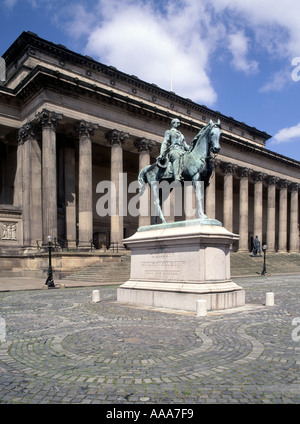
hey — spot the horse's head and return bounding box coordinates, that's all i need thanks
[208,119,221,155]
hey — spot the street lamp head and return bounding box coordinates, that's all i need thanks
[47,235,52,243]
[262,244,267,251]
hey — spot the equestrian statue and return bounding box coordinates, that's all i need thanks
[138,118,222,224]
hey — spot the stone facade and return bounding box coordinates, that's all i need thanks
[0,32,299,268]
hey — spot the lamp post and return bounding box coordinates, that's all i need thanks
[45,235,55,288]
[261,244,267,276]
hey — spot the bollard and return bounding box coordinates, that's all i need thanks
[196,299,207,317]
[92,290,100,303]
[265,292,274,306]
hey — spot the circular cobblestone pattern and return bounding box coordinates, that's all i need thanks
[1,275,300,404]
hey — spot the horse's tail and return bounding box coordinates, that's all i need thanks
[138,165,150,196]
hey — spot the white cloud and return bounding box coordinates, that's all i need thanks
[211,0,300,58]
[48,0,300,101]
[271,123,300,145]
[63,4,97,40]
[204,0,300,89]
[227,31,258,74]
[85,0,218,104]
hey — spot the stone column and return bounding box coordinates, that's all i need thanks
[222,163,236,232]
[134,138,155,228]
[76,121,98,249]
[106,129,129,248]
[289,183,299,252]
[238,168,251,252]
[64,146,77,248]
[14,135,23,208]
[17,124,32,247]
[253,172,265,244]
[17,123,42,247]
[266,176,278,252]
[30,130,42,247]
[37,109,62,244]
[278,179,288,252]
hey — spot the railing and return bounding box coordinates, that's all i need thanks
[110,241,119,253]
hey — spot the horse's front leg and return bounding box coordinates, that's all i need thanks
[192,176,207,219]
[152,183,167,224]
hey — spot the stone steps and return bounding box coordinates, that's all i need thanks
[62,254,131,283]
[231,252,300,276]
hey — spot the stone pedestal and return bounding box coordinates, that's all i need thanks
[117,219,245,312]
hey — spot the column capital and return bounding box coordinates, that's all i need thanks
[221,162,237,175]
[105,129,129,146]
[252,171,266,183]
[75,120,99,138]
[289,182,299,192]
[237,167,252,179]
[17,123,38,145]
[134,138,156,153]
[265,175,279,186]
[36,109,63,130]
[278,179,289,190]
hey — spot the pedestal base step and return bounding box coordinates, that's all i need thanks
[117,285,245,312]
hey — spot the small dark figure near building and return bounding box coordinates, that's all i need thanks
[252,235,262,257]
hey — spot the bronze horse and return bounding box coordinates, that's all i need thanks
[138,119,221,224]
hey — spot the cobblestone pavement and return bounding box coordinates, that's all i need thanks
[0,275,300,404]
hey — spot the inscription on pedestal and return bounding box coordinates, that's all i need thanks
[140,253,187,279]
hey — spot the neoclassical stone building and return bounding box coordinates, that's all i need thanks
[0,32,299,270]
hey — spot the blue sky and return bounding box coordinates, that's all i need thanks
[1,0,300,162]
